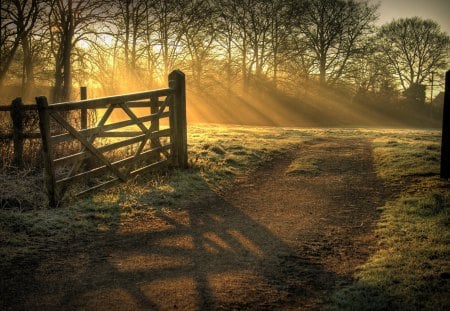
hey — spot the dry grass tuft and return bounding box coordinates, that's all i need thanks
[0,169,47,210]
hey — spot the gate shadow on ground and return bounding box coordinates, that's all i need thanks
[4,138,403,310]
[9,190,342,309]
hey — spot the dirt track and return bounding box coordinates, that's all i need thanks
[2,138,393,310]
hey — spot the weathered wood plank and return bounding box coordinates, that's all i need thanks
[53,129,171,166]
[75,178,121,197]
[0,132,41,140]
[47,88,174,111]
[50,111,127,181]
[80,86,87,129]
[169,70,188,168]
[11,98,24,168]
[128,158,170,177]
[74,158,170,197]
[56,144,172,186]
[150,96,161,161]
[51,111,170,144]
[0,104,36,111]
[126,100,165,107]
[36,96,58,208]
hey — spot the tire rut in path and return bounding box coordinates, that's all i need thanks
[10,138,392,310]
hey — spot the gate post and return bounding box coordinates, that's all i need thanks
[36,96,58,207]
[150,96,161,161]
[80,86,87,129]
[169,70,188,168]
[441,70,450,179]
[11,97,24,169]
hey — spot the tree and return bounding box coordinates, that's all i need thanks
[292,0,377,86]
[151,0,185,79]
[180,0,217,86]
[47,0,107,102]
[0,0,39,90]
[378,17,450,95]
[113,0,150,76]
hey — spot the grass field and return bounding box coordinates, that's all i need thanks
[1,124,449,309]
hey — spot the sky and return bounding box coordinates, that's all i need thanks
[374,0,450,34]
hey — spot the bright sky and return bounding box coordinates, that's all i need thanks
[374,0,450,34]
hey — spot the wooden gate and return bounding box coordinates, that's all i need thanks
[36,70,187,207]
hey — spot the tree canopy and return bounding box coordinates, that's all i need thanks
[0,0,449,106]
[378,17,450,92]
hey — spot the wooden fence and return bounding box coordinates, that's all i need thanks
[1,70,187,207]
[0,97,41,168]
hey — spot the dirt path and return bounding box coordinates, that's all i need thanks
[4,138,393,310]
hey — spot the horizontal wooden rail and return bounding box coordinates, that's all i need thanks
[53,129,171,166]
[51,111,170,144]
[75,158,170,197]
[0,132,41,140]
[56,144,172,186]
[0,103,37,111]
[0,100,168,112]
[47,88,174,111]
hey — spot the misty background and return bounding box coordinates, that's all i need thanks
[1,0,449,127]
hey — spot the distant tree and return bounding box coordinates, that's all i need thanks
[268,0,292,88]
[378,17,450,98]
[179,0,217,86]
[0,0,39,90]
[292,0,377,86]
[215,0,239,90]
[46,0,107,102]
[150,0,185,79]
[112,0,150,75]
[217,0,293,91]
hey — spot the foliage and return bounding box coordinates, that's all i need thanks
[1,0,448,110]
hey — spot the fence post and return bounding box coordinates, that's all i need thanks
[11,97,24,169]
[80,86,87,129]
[168,70,188,168]
[441,70,450,179]
[36,96,58,208]
[150,96,161,161]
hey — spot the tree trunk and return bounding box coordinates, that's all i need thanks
[319,55,326,85]
[21,34,34,99]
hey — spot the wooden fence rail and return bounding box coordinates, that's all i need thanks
[1,70,187,207]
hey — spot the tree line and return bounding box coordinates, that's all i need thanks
[1,0,449,106]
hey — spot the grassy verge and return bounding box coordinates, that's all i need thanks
[327,130,450,310]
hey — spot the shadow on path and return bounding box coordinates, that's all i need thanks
[3,138,398,310]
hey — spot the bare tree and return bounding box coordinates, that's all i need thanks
[112,0,150,75]
[151,0,185,79]
[292,0,377,86]
[0,0,39,90]
[378,17,450,93]
[47,0,107,102]
[180,0,217,86]
[215,0,239,91]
